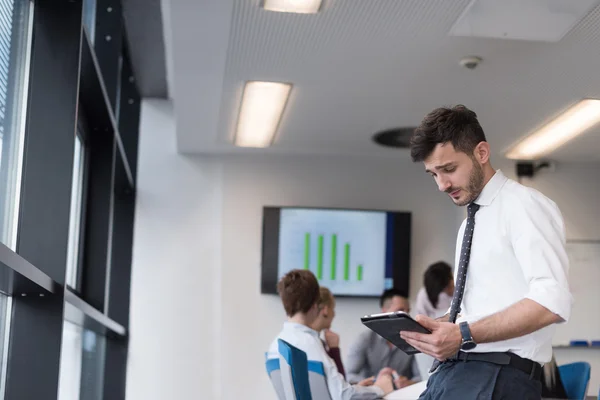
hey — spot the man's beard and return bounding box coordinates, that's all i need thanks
[451,161,484,207]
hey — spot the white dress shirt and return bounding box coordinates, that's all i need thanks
[413,287,453,319]
[454,170,572,363]
[267,322,384,400]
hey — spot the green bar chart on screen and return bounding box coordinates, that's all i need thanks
[301,232,364,283]
[344,244,350,281]
[317,235,324,280]
[331,234,337,280]
[278,208,389,297]
[304,233,310,270]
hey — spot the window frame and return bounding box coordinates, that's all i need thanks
[0,0,140,399]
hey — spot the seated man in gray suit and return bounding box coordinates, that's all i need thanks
[346,289,421,388]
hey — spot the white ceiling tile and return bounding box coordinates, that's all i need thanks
[170,0,600,161]
[450,0,600,42]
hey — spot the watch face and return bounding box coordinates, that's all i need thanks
[461,340,477,351]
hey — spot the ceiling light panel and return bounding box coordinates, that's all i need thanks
[506,99,600,160]
[262,0,323,14]
[234,81,292,148]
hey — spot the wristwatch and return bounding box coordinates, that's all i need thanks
[459,322,477,350]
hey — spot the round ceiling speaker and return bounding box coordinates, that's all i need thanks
[372,127,416,148]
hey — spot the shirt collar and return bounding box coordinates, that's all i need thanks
[474,169,508,206]
[283,321,319,338]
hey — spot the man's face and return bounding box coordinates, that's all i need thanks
[383,296,410,314]
[424,142,485,207]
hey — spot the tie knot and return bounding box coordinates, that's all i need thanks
[467,203,480,218]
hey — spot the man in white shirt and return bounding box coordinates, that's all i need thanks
[400,105,572,399]
[267,269,394,399]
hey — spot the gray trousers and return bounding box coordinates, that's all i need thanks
[418,359,542,400]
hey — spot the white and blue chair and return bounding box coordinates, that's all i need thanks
[306,360,332,400]
[277,339,333,400]
[265,357,286,400]
[278,339,312,400]
[558,361,591,400]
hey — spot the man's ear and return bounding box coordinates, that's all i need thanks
[312,303,321,314]
[474,141,490,164]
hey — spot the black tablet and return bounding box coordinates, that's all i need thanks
[361,311,432,355]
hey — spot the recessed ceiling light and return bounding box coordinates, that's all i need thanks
[262,0,323,14]
[234,81,292,148]
[506,99,600,160]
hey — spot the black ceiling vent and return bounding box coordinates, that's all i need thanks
[372,127,416,148]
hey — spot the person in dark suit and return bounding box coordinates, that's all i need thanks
[346,289,421,388]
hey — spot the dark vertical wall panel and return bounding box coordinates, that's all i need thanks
[107,152,134,326]
[118,51,140,180]
[17,0,81,284]
[103,337,128,400]
[6,1,83,398]
[94,0,123,111]
[103,45,139,400]
[5,295,66,400]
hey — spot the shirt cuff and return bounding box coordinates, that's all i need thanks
[525,279,573,322]
[371,386,384,397]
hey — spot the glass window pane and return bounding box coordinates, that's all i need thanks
[82,0,96,44]
[0,0,33,250]
[66,135,86,289]
[80,329,106,399]
[58,321,106,400]
[58,322,83,400]
[0,294,11,398]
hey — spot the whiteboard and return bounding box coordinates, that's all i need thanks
[553,241,600,345]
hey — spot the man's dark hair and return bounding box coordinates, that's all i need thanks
[424,261,453,308]
[410,105,487,162]
[379,288,408,308]
[277,269,320,317]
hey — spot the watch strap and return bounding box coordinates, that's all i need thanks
[459,321,473,342]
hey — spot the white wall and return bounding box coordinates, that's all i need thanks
[218,156,461,399]
[127,100,223,400]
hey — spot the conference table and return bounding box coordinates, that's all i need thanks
[384,381,428,399]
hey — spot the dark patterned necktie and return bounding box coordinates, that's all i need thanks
[429,202,480,373]
[449,202,480,323]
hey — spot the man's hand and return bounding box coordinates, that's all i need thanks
[393,375,415,389]
[399,315,461,361]
[356,376,375,387]
[323,329,340,348]
[373,373,394,395]
[376,367,394,379]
